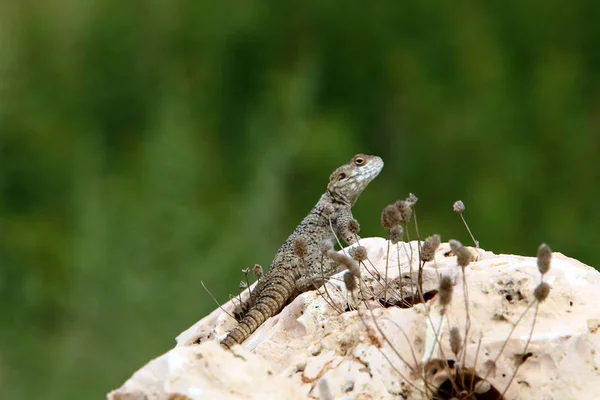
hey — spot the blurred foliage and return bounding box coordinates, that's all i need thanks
[0,0,599,398]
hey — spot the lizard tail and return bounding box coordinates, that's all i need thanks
[221,273,297,349]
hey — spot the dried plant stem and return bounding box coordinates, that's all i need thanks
[243,271,252,296]
[351,294,430,396]
[412,211,426,303]
[355,262,378,300]
[362,299,416,373]
[348,280,424,393]
[321,216,356,313]
[423,313,462,396]
[201,281,235,320]
[384,235,391,303]
[399,240,416,303]
[413,209,421,245]
[404,226,414,266]
[328,216,348,256]
[395,243,404,300]
[468,334,484,393]
[460,268,471,368]
[351,236,405,303]
[477,300,536,389]
[498,301,540,400]
[460,213,479,248]
[387,319,421,369]
[419,283,468,396]
[318,258,344,314]
[358,247,403,302]
[399,238,416,302]
[417,260,425,304]
[424,308,447,361]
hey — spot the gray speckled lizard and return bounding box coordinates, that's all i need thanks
[220,154,383,348]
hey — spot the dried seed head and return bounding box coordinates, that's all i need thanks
[293,237,308,258]
[347,219,360,235]
[406,193,418,207]
[239,280,248,289]
[252,264,263,278]
[449,239,463,253]
[327,249,360,278]
[349,245,368,262]
[453,200,465,213]
[381,204,401,229]
[241,268,250,275]
[449,327,462,356]
[537,243,552,275]
[421,234,441,262]
[394,200,412,225]
[449,239,471,267]
[473,380,491,394]
[322,202,335,218]
[456,246,472,268]
[343,271,357,291]
[534,282,551,302]
[438,276,453,307]
[389,225,403,244]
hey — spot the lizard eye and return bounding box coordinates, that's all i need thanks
[354,156,365,166]
[338,173,347,180]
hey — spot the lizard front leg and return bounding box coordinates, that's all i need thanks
[337,208,360,245]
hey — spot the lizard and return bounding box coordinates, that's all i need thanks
[220,154,383,349]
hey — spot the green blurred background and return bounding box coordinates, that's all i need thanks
[1,1,598,398]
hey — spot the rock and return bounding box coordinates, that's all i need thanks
[106,341,304,400]
[108,238,600,400]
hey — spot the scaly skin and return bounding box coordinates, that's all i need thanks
[221,154,383,348]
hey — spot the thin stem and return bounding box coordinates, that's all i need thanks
[476,300,536,390]
[413,210,425,305]
[363,299,415,373]
[347,284,426,395]
[400,239,415,304]
[358,297,438,396]
[201,281,235,320]
[328,216,347,255]
[396,242,404,301]
[469,334,483,393]
[417,260,425,304]
[405,225,413,267]
[498,301,539,400]
[459,213,479,248]
[384,232,391,304]
[358,243,403,303]
[243,271,252,297]
[461,267,471,368]
[317,255,344,314]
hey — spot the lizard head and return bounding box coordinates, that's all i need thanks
[327,154,384,206]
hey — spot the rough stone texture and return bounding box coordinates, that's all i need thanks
[107,341,304,400]
[109,238,600,400]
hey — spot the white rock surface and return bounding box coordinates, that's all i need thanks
[108,238,600,400]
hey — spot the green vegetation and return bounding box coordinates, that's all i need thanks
[0,1,598,398]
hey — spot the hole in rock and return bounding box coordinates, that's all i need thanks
[380,290,438,309]
[433,365,505,400]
